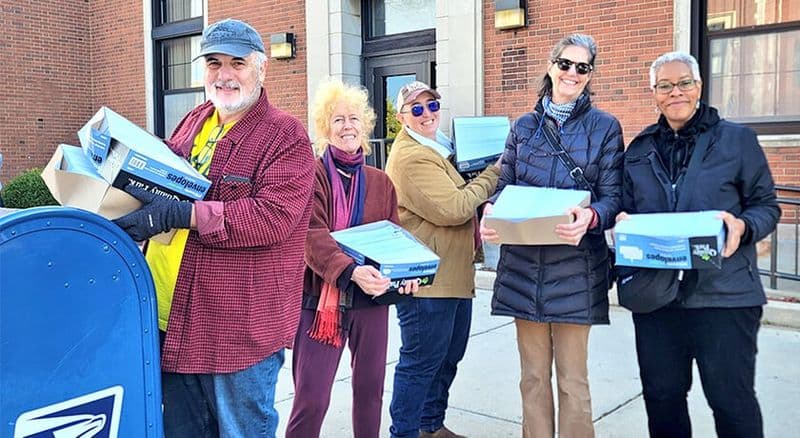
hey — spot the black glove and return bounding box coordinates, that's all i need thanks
[113,185,192,241]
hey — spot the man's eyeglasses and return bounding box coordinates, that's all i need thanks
[653,79,698,94]
[401,100,440,117]
[552,58,593,75]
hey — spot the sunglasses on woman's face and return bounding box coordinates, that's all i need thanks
[402,100,441,117]
[552,58,593,75]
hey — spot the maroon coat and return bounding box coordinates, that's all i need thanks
[302,158,399,308]
[160,90,315,373]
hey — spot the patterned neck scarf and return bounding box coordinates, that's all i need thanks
[308,145,366,347]
[543,95,576,126]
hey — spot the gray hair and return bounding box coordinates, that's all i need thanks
[538,34,598,98]
[649,51,701,87]
[252,50,268,79]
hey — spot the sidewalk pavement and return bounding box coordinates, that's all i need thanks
[273,287,800,437]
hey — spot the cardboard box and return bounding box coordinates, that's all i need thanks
[331,220,440,289]
[77,107,211,202]
[614,211,725,270]
[452,116,510,173]
[41,144,178,244]
[485,186,591,245]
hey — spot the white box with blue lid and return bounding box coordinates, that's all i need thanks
[331,220,440,290]
[77,106,211,202]
[614,211,726,270]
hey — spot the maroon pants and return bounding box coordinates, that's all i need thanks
[286,305,389,438]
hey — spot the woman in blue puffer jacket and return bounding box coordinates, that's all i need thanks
[480,34,623,438]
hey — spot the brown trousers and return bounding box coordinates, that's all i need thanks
[515,319,594,438]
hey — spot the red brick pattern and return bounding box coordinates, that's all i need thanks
[90,1,146,128]
[766,147,800,186]
[1,1,93,179]
[483,0,674,144]
[764,147,799,222]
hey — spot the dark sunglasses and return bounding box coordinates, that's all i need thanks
[402,100,440,117]
[552,58,593,75]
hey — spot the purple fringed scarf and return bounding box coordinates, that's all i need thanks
[308,145,366,347]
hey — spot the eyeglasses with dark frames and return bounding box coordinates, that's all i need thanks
[552,58,593,75]
[653,78,698,94]
[401,100,441,117]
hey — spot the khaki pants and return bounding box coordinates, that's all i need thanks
[515,319,593,438]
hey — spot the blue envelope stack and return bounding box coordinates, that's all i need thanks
[452,116,510,173]
[77,106,211,202]
[331,220,440,289]
[614,211,726,270]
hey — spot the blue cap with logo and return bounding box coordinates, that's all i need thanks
[195,18,265,60]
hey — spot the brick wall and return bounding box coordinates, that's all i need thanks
[0,1,93,180]
[0,0,144,182]
[90,1,147,127]
[483,0,674,144]
[766,147,800,187]
[766,146,800,221]
[210,0,308,124]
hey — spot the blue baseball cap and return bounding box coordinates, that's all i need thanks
[195,19,265,60]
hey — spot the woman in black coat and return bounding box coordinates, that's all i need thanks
[618,51,780,438]
[480,34,623,438]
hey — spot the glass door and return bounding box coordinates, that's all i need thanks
[364,51,435,168]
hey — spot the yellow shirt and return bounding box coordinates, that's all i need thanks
[145,111,235,331]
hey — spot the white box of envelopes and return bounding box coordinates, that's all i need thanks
[452,116,510,173]
[614,211,726,270]
[331,220,440,290]
[484,186,591,245]
[77,106,210,202]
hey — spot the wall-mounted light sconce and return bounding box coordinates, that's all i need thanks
[495,0,527,30]
[270,33,296,59]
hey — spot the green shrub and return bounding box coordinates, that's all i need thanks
[1,168,58,208]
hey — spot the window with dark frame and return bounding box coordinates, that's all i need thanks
[361,0,436,168]
[703,0,800,135]
[365,0,436,39]
[152,0,204,138]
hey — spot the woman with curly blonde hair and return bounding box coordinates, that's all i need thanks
[286,78,416,438]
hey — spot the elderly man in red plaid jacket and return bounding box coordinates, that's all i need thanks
[114,19,314,438]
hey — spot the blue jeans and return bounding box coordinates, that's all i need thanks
[161,334,284,438]
[389,297,472,438]
[633,306,763,438]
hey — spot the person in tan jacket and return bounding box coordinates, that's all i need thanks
[384,81,500,438]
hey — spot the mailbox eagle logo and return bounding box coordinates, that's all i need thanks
[13,386,123,438]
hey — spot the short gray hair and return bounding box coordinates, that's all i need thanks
[649,51,701,87]
[252,50,268,78]
[538,34,598,98]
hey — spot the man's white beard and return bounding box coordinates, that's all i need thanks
[209,79,261,115]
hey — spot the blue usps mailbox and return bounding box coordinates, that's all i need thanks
[0,206,163,437]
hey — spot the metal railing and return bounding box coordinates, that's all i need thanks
[760,185,800,294]
[367,138,393,169]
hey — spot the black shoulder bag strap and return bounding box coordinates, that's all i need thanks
[540,117,598,200]
[541,116,616,288]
